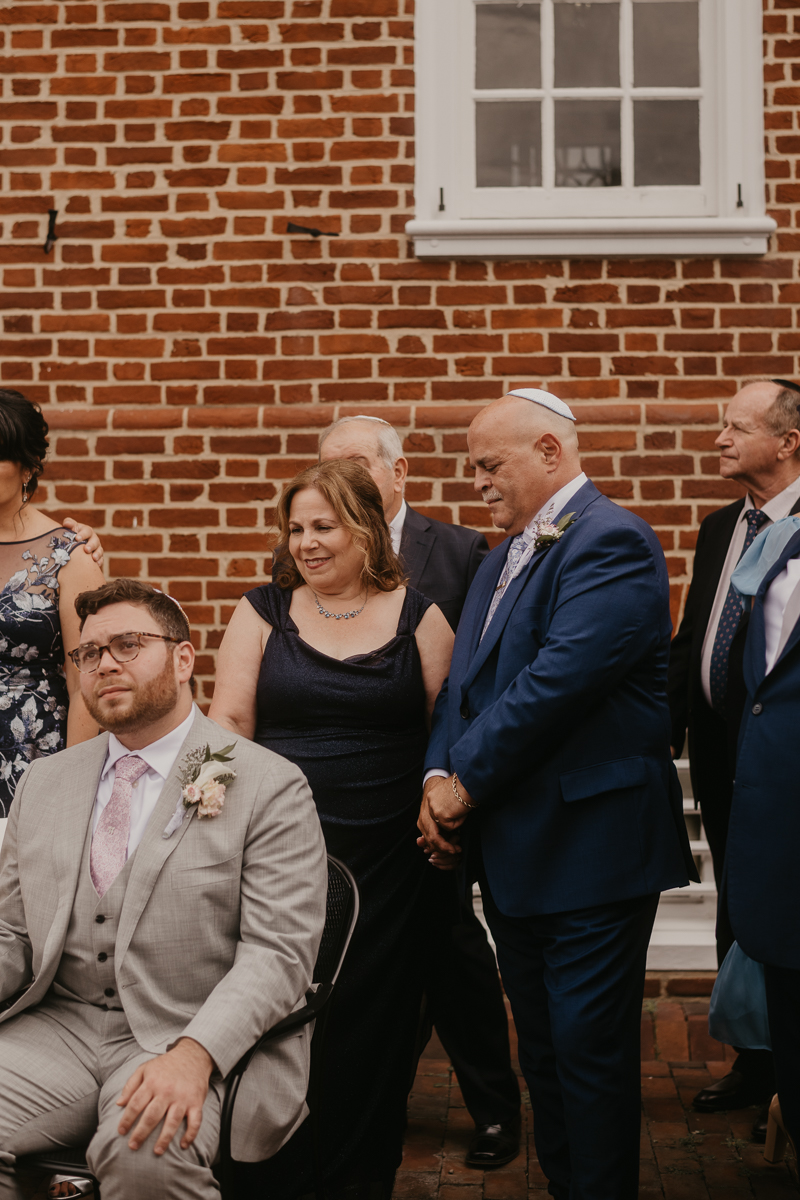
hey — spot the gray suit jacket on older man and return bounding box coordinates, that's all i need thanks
[0,708,327,1162]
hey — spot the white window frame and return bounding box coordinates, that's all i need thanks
[408,0,775,257]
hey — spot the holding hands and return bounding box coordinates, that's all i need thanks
[417,773,476,870]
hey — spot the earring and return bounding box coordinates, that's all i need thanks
[22,481,29,504]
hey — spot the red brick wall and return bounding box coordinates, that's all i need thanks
[0,0,796,701]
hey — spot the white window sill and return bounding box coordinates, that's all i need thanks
[405,216,777,259]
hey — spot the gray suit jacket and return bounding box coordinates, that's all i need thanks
[0,707,327,1161]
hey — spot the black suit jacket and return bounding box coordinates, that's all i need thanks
[668,499,746,759]
[669,494,800,962]
[399,505,490,632]
[669,495,800,774]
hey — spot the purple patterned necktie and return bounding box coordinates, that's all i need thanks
[481,533,527,641]
[90,754,149,898]
[708,508,769,714]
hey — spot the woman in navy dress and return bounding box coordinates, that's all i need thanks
[210,459,453,1200]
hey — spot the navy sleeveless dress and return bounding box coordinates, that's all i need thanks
[245,581,433,1197]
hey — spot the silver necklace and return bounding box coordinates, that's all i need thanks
[311,589,367,620]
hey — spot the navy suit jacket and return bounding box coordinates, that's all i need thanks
[425,479,696,918]
[727,528,800,969]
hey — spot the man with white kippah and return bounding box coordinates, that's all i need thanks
[418,390,697,1199]
[318,414,522,1169]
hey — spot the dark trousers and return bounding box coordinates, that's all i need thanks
[689,699,736,962]
[764,963,800,1149]
[424,886,520,1125]
[481,879,659,1200]
[691,701,775,1093]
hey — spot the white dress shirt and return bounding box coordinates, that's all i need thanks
[763,557,800,674]
[424,472,588,783]
[700,474,800,705]
[388,498,407,556]
[93,705,196,857]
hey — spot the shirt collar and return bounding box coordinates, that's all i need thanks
[388,498,407,554]
[742,474,800,524]
[522,472,588,542]
[101,705,197,781]
[389,498,407,536]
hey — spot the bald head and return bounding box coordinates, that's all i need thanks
[716,379,800,506]
[473,393,579,449]
[318,415,408,522]
[468,391,582,535]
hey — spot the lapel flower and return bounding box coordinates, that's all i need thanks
[532,512,576,553]
[162,742,236,838]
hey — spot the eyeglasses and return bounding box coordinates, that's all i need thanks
[68,631,181,674]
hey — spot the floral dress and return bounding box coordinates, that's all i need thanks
[0,529,82,817]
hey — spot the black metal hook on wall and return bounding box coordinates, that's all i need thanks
[43,209,58,255]
[286,221,339,238]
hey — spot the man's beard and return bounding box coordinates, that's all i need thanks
[84,656,180,735]
[482,487,503,503]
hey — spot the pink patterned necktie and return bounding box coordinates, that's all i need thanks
[90,754,149,898]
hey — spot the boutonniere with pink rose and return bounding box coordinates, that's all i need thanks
[162,743,237,839]
[532,512,577,553]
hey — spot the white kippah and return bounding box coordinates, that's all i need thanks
[508,388,577,422]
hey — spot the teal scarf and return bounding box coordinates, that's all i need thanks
[730,514,800,603]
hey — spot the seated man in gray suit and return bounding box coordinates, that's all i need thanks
[0,578,327,1200]
[319,417,522,1170]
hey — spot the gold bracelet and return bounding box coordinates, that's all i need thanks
[452,772,477,810]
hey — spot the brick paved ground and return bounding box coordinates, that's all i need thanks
[396,977,798,1200]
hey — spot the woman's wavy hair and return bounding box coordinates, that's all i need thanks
[0,389,49,500]
[273,459,404,593]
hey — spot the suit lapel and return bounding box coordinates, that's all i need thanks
[459,543,549,696]
[695,500,745,634]
[458,479,601,697]
[52,733,109,902]
[7,734,110,1014]
[399,507,435,589]
[115,707,214,970]
[746,529,800,693]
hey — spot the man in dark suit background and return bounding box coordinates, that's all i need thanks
[726,521,800,1157]
[668,379,800,1124]
[418,389,695,1200]
[319,416,521,1169]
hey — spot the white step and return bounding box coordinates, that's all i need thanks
[647,914,718,969]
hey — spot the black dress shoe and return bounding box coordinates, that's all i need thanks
[751,1103,770,1144]
[465,1116,521,1169]
[692,1069,773,1113]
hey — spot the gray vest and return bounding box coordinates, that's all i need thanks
[52,818,136,1010]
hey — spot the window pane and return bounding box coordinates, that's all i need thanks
[633,1,699,87]
[554,100,621,187]
[634,99,700,185]
[475,3,541,90]
[476,101,542,187]
[554,2,619,88]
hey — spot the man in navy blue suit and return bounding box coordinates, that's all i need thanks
[726,519,800,1155]
[418,389,696,1199]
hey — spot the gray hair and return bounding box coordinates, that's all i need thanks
[765,387,800,452]
[318,415,405,470]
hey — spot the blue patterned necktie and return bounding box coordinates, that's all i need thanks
[709,508,769,713]
[481,533,528,641]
